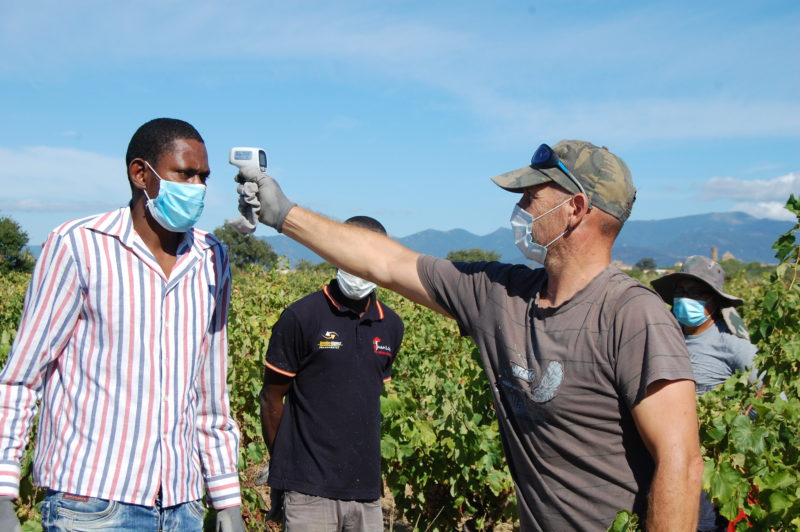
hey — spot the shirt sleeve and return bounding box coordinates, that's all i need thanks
[265,308,305,377]
[728,334,759,384]
[612,286,695,410]
[382,318,404,382]
[0,231,82,497]
[195,246,241,509]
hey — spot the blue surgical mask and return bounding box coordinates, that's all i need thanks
[144,161,206,232]
[510,201,569,264]
[672,297,710,327]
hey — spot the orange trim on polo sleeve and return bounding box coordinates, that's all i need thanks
[265,361,296,377]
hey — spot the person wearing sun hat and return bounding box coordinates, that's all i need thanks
[229,138,703,531]
[652,255,757,394]
[652,256,758,531]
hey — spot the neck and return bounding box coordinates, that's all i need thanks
[682,316,716,336]
[334,281,372,316]
[540,240,612,308]
[130,197,182,256]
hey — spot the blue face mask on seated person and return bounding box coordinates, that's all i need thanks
[672,297,710,327]
[143,161,206,232]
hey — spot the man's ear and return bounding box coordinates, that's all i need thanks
[567,193,590,231]
[128,158,148,191]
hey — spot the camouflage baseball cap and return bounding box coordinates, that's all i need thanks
[491,140,637,223]
[651,255,744,307]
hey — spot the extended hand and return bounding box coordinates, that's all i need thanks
[0,497,21,532]
[215,505,245,532]
[234,166,296,232]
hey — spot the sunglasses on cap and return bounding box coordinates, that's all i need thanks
[531,144,591,208]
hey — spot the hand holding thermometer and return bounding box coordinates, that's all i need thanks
[229,147,267,173]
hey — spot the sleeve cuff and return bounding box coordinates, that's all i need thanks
[0,461,20,498]
[206,471,241,509]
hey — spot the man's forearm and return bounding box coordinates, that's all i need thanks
[646,457,703,531]
[282,207,441,311]
[259,392,284,455]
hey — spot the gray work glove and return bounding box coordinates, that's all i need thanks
[215,505,246,532]
[233,166,296,233]
[0,496,21,532]
[226,182,260,235]
[254,463,269,486]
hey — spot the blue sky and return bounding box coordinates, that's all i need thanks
[1,0,798,246]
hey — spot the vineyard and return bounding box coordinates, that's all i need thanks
[1,197,798,531]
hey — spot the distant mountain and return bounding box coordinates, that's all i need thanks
[614,212,790,265]
[264,212,791,267]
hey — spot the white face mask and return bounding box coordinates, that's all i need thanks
[510,200,570,264]
[336,269,377,300]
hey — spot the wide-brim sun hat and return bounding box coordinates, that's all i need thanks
[651,255,743,307]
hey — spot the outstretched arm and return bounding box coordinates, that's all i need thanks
[632,379,703,531]
[282,206,444,313]
[234,167,446,314]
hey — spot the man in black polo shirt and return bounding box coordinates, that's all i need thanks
[259,216,404,531]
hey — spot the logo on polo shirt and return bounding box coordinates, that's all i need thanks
[373,337,393,357]
[318,331,343,349]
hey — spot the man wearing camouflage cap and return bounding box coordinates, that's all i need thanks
[230,139,703,531]
[652,256,758,531]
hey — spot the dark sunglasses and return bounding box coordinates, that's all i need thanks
[531,144,590,204]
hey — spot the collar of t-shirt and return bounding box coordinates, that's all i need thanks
[325,279,384,321]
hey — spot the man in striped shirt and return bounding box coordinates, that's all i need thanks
[0,118,244,531]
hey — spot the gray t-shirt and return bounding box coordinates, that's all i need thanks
[417,257,694,531]
[686,320,757,394]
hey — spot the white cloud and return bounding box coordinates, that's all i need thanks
[699,172,800,201]
[731,201,797,222]
[2,2,798,148]
[0,146,128,212]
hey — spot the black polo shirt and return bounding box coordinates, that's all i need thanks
[265,279,404,500]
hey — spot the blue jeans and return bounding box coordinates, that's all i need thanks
[41,490,206,531]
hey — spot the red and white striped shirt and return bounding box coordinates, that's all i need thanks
[0,207,240,509]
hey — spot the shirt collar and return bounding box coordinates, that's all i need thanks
[323,279,384,321]
[86,206,219,253]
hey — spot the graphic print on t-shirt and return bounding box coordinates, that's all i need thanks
[502,360,564,417]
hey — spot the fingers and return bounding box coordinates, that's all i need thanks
[236,166,266,184]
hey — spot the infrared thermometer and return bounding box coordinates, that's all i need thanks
[229,147,267,173]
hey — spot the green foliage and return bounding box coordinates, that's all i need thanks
[697,195,800,530]
[380,295,516,530]
[634,257,656,271]
[295,258,335,275]
[719,258,776,281]
[0,216,34,274]
[213,224,278,271]
[607,510,640,532]
[446,248,501,262]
